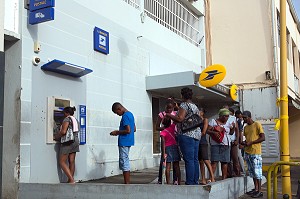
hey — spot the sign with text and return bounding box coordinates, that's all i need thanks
[29,0,55,11]
[29,7,54,25]
[94,27,109,55]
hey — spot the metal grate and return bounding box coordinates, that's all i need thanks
[123,0,140,9]
[144,0,201,47]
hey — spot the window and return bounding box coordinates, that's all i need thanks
[287,29,290,60]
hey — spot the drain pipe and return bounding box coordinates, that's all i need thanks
[271,0,280,119]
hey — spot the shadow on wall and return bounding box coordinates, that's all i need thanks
[86,148,112,180]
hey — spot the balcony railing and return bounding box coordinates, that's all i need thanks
[123,0,202,47]
[123,0,140,9]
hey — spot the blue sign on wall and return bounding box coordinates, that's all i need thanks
[29,7,54,25]
[94,27,109,55]
[29,0,55,12]
[79,105,86,145]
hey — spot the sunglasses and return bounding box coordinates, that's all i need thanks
[222,115,229,118]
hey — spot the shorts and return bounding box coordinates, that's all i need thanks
[60,136,80,155]
[165,145,181,163]
[245,153,263,180]
[119,146,131,171]
[198,144,209,160]
[210,145,230,163]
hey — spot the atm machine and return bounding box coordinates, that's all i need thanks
[47,96,86,145]
[47,97,71,143]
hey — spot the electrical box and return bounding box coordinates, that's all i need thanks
[47,96,72,143]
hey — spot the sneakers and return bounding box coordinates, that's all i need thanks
[173,180,178,185]
[246,189,256,195]
[251,192,263,198]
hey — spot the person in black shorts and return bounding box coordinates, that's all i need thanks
[198,108,215,184]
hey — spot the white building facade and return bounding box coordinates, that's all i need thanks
[1,0,237,198]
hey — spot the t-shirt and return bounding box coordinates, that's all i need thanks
[226,115,237,142]
[243,121,264,155]
[160,124,177,147]
[118,111,135,147]
[208,119,231,146]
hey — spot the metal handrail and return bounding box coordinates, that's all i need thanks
[267,161,300,199]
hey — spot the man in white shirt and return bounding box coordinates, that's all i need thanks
[225,107,241,177]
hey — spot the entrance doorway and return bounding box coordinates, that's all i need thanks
[152,97,160,154]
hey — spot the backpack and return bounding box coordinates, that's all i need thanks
[181,103,202,133]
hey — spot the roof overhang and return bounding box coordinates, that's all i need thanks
[146,71,237,104]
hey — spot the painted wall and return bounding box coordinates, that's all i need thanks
[3,40,22,199]
[210,0,274,85]
[289,106,300,158]
[20,0,205,183]
[4,0,19,34]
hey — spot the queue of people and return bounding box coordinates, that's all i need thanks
[54,87,265,198]
[155,87,265,198]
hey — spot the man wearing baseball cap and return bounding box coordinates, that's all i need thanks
[242,111,265,198]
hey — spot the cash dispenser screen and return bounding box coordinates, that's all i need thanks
[54,110,64,126]
[47,97,72,143]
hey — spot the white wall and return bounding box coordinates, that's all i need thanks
[210,0,274,85]
[4,0,19,33]
[20,0,205,183]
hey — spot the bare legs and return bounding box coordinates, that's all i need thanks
[123,171,130,184]
[211,161,228,180]
[200,160,215,184]
[59,152,76,183]
[165,161,181,184]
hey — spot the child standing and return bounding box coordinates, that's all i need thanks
[160,122,181,185]
[155,98,178,184]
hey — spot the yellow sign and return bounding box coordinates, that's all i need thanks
[199,64,226,87]
[230,84,238,101]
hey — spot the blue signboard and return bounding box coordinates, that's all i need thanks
[94,27,109,55]
[79,105,86,145]
[29,0,55,12]
[29,7,54,25]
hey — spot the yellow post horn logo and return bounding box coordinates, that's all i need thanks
[199,64,226,87]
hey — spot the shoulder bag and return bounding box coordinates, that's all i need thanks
[181,103,202,133]
[61,117,75,144]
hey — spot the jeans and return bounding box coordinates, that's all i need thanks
[178,134,200,185]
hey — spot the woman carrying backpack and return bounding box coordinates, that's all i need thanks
[207,108,232,180]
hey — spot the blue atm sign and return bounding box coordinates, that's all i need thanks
[29,7,54,25]
[29,0,55,11]
[94,27,109,55]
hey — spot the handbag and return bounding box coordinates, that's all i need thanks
[60,117,75,144]
[210,120,225,143]
[181,103,202,133]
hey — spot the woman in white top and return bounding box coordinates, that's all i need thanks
[207,108,232,180]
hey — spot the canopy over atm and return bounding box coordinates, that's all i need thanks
[41,59,93,78]
[146,71,237,104]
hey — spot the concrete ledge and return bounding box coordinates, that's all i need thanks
[18,176,266,199]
